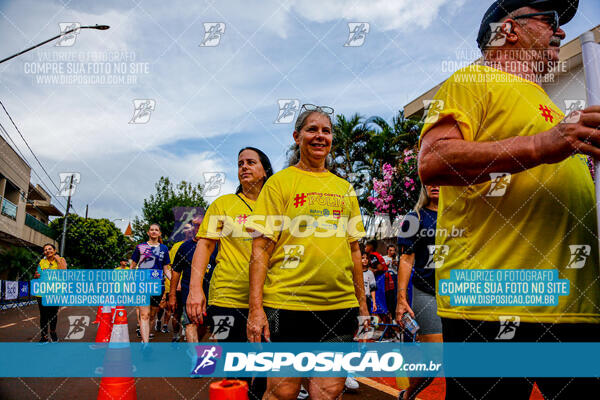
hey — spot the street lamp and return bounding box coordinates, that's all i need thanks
[0,24,110,64]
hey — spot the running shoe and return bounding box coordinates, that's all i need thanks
[136,327,141,338]
[155,320,161,332]
[50,331,58,342]
[161,325,169,333]
[345,376,359,390]
[149,332,155,339]
[297,385,308,400]
[171,335,180,342]
[398,389,406,400]
[39,336,49,343]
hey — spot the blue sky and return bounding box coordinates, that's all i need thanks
[0,0,598,229]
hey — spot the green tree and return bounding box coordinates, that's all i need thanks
[132,177,208,244]
[0,246,40,280]
[49,215,132,269]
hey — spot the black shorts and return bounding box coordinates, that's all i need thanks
[149,294,162,307]
[265,307,359,342]
[442,317,600,400]
[206,305,249,342]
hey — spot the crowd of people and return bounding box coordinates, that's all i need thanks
[32,1,600,399]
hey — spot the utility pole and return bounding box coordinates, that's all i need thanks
[59,174,74,256]
[85,204,88,220]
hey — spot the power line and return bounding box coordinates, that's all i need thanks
[0,121,67,212]
[0,99,65,194]
[0,100,76,212]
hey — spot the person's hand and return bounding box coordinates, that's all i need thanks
[372,302,377,312]
[247,307,270,342]
[534,106,600,164]
[396,296,414,327]
[168,293,177,314]
[186,287,206,324]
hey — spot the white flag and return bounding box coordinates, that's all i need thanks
[4,281,18,300]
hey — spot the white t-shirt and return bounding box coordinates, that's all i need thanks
[383,255,398,274]
[363,269,377,295]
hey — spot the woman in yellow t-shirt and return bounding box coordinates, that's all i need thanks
[187,146,273,398]
[35,243,66,342]
[245,105,369,400]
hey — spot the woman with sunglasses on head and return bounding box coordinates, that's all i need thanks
[34,243,67,342]
[187,147,273,400]
[131,223,171,343]
[246,104,370,400]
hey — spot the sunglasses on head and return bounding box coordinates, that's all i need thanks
[512,10,559,33]
[300,103,334,115]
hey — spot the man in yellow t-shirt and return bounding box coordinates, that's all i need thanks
[419,1,598,398]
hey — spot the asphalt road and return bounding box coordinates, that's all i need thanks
[0,303,396,400]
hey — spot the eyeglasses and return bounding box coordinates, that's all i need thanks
[300,103,334,115]
[512,10,559,33]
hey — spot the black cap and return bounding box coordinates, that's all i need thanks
[477,0,579,49]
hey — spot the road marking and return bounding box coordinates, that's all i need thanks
[0,323,17,329]
[22,317,37,322]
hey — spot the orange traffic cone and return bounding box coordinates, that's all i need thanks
[95,306,115,343]
[93,306,102,324]
[97,306,137,400]
[209,380,248,400]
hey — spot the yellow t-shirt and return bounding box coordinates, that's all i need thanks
[245,166,366,311]
[421,64,600,324]
[197,193,256,308]
[166,241,184,293]
[39,258,59,270]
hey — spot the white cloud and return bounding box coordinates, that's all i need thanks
[289,0,464,31]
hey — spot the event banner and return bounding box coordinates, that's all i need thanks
[0,343,599,377]
[30,269,163,306]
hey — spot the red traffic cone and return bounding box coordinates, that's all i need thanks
[97,306,137,400]
[93,306,102,324]
[209,380,248,400]
[95,306,115,343]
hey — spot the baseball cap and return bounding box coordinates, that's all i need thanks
[477,0,579,49]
